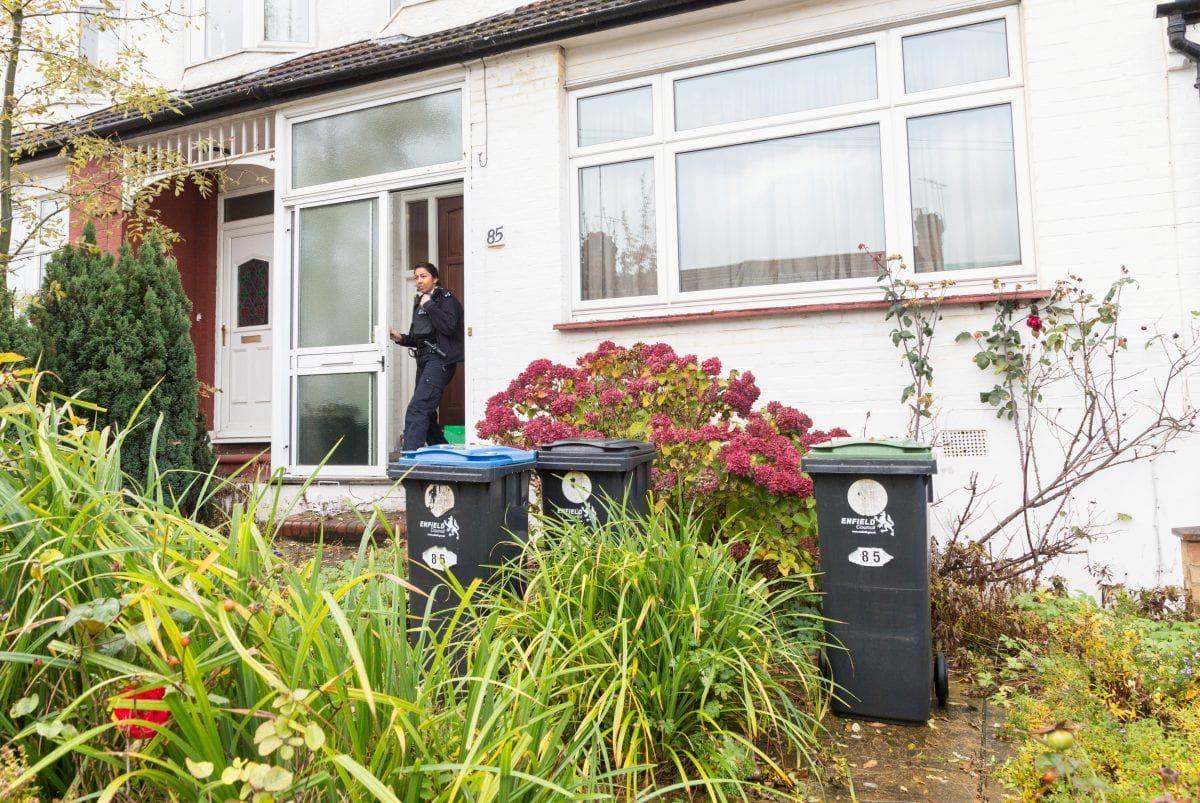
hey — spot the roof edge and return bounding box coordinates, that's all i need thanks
[29,0,742,159]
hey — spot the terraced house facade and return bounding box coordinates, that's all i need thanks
[13,0,1200,590]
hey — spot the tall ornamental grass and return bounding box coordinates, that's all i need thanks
[477,512,832,796]
[0,362,830,800]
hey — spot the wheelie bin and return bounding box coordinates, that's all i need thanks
[802,438,946,722]
[388,444,535,641]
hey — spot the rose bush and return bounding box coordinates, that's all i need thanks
[477,340,848,574]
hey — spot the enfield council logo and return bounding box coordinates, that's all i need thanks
[841,511,895,537]
[420,515,460,540]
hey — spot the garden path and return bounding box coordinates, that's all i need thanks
[815,680,1011,801]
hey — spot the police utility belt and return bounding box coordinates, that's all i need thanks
[410,340,447,360]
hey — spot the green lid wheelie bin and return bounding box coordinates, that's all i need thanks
[802,438,945,723]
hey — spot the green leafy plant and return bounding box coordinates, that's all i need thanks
[946,272,1200,581]
[995,593,1200,801]
[0,365,832,801]
[479,510,832,796]
[869,247,953,441]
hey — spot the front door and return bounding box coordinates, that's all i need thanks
[436,195,464,427]
[389,185,464,458]
[215,223,273,440]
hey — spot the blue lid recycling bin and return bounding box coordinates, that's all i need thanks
[388,445,536,642]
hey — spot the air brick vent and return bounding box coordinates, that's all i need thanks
[938,429,988,458]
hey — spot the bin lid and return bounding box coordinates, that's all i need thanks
[536,438,656,472]
[395,444,536,467]
[387,444,536,482]
[802,437,936,475]
[807,437,932,460]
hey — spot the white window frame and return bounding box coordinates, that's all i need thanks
[283,82,468,201]
[191,0,316,65]
[10,195,66,298]
[566,5,1033,320]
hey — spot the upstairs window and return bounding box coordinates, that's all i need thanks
[204,0,242,58]
[202,0,312,60]
[79,5,101,64]
[264,0,309,44]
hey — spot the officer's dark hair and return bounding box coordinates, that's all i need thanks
[413,261,439,280]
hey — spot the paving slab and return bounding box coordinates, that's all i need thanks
[815,681,1011,802]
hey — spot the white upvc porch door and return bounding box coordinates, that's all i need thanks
[286,194,388,476]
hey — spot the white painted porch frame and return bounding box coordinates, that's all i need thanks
[270,67,470,478]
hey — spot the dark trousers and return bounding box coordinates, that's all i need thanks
[402,356,457,451]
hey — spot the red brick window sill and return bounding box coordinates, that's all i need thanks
[554,289,1051,332]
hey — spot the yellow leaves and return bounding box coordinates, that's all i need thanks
[185,758,213,779]
[29,547,63,580]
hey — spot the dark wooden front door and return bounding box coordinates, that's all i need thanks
[437,195,464,427]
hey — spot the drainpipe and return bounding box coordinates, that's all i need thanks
[1157,1,1200,96]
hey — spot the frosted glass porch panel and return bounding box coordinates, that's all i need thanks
[297,200,377,348]
[291,91,462,188]
[296,373,376,466]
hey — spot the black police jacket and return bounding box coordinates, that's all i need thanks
[399,287,464,363]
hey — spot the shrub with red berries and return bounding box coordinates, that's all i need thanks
[477,341,848,574]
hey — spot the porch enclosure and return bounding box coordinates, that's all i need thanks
[278,84,466,476]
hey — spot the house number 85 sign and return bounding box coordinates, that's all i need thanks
[849,547,894,567]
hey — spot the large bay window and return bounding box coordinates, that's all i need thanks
[569,7,1031,312]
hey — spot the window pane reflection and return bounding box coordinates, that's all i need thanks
[674,45,877,131]
[298,200,376,347]
[578,159,657,300]
[908,104,1020,272]
[297,373,375,466]
[578,86,653,147]
[265,0,308,42]
[676,125,884,291]
[205,0,242,58]
[292,91,462,188]
[903,20,1008,93]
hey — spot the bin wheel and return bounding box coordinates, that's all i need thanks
[934,652,949,708]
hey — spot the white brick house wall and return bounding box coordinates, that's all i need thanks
[25,0,1200,591]
[458,0,1200,591]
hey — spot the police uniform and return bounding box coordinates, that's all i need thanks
[395,286,464,450]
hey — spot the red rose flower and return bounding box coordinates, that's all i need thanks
[1026,313,1043,333]
[112,685,169,738]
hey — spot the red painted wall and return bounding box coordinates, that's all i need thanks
[66,168,220,430]
[152,186,219,429]
[67,162,126,253]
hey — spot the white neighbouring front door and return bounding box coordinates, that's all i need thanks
[215,223,273,440]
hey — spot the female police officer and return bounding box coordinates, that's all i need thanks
[388,262,464,450]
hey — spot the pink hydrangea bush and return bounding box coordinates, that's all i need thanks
[477,341,848,574]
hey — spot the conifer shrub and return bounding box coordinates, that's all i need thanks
[33,224,212,504]
[0,289,38,357]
